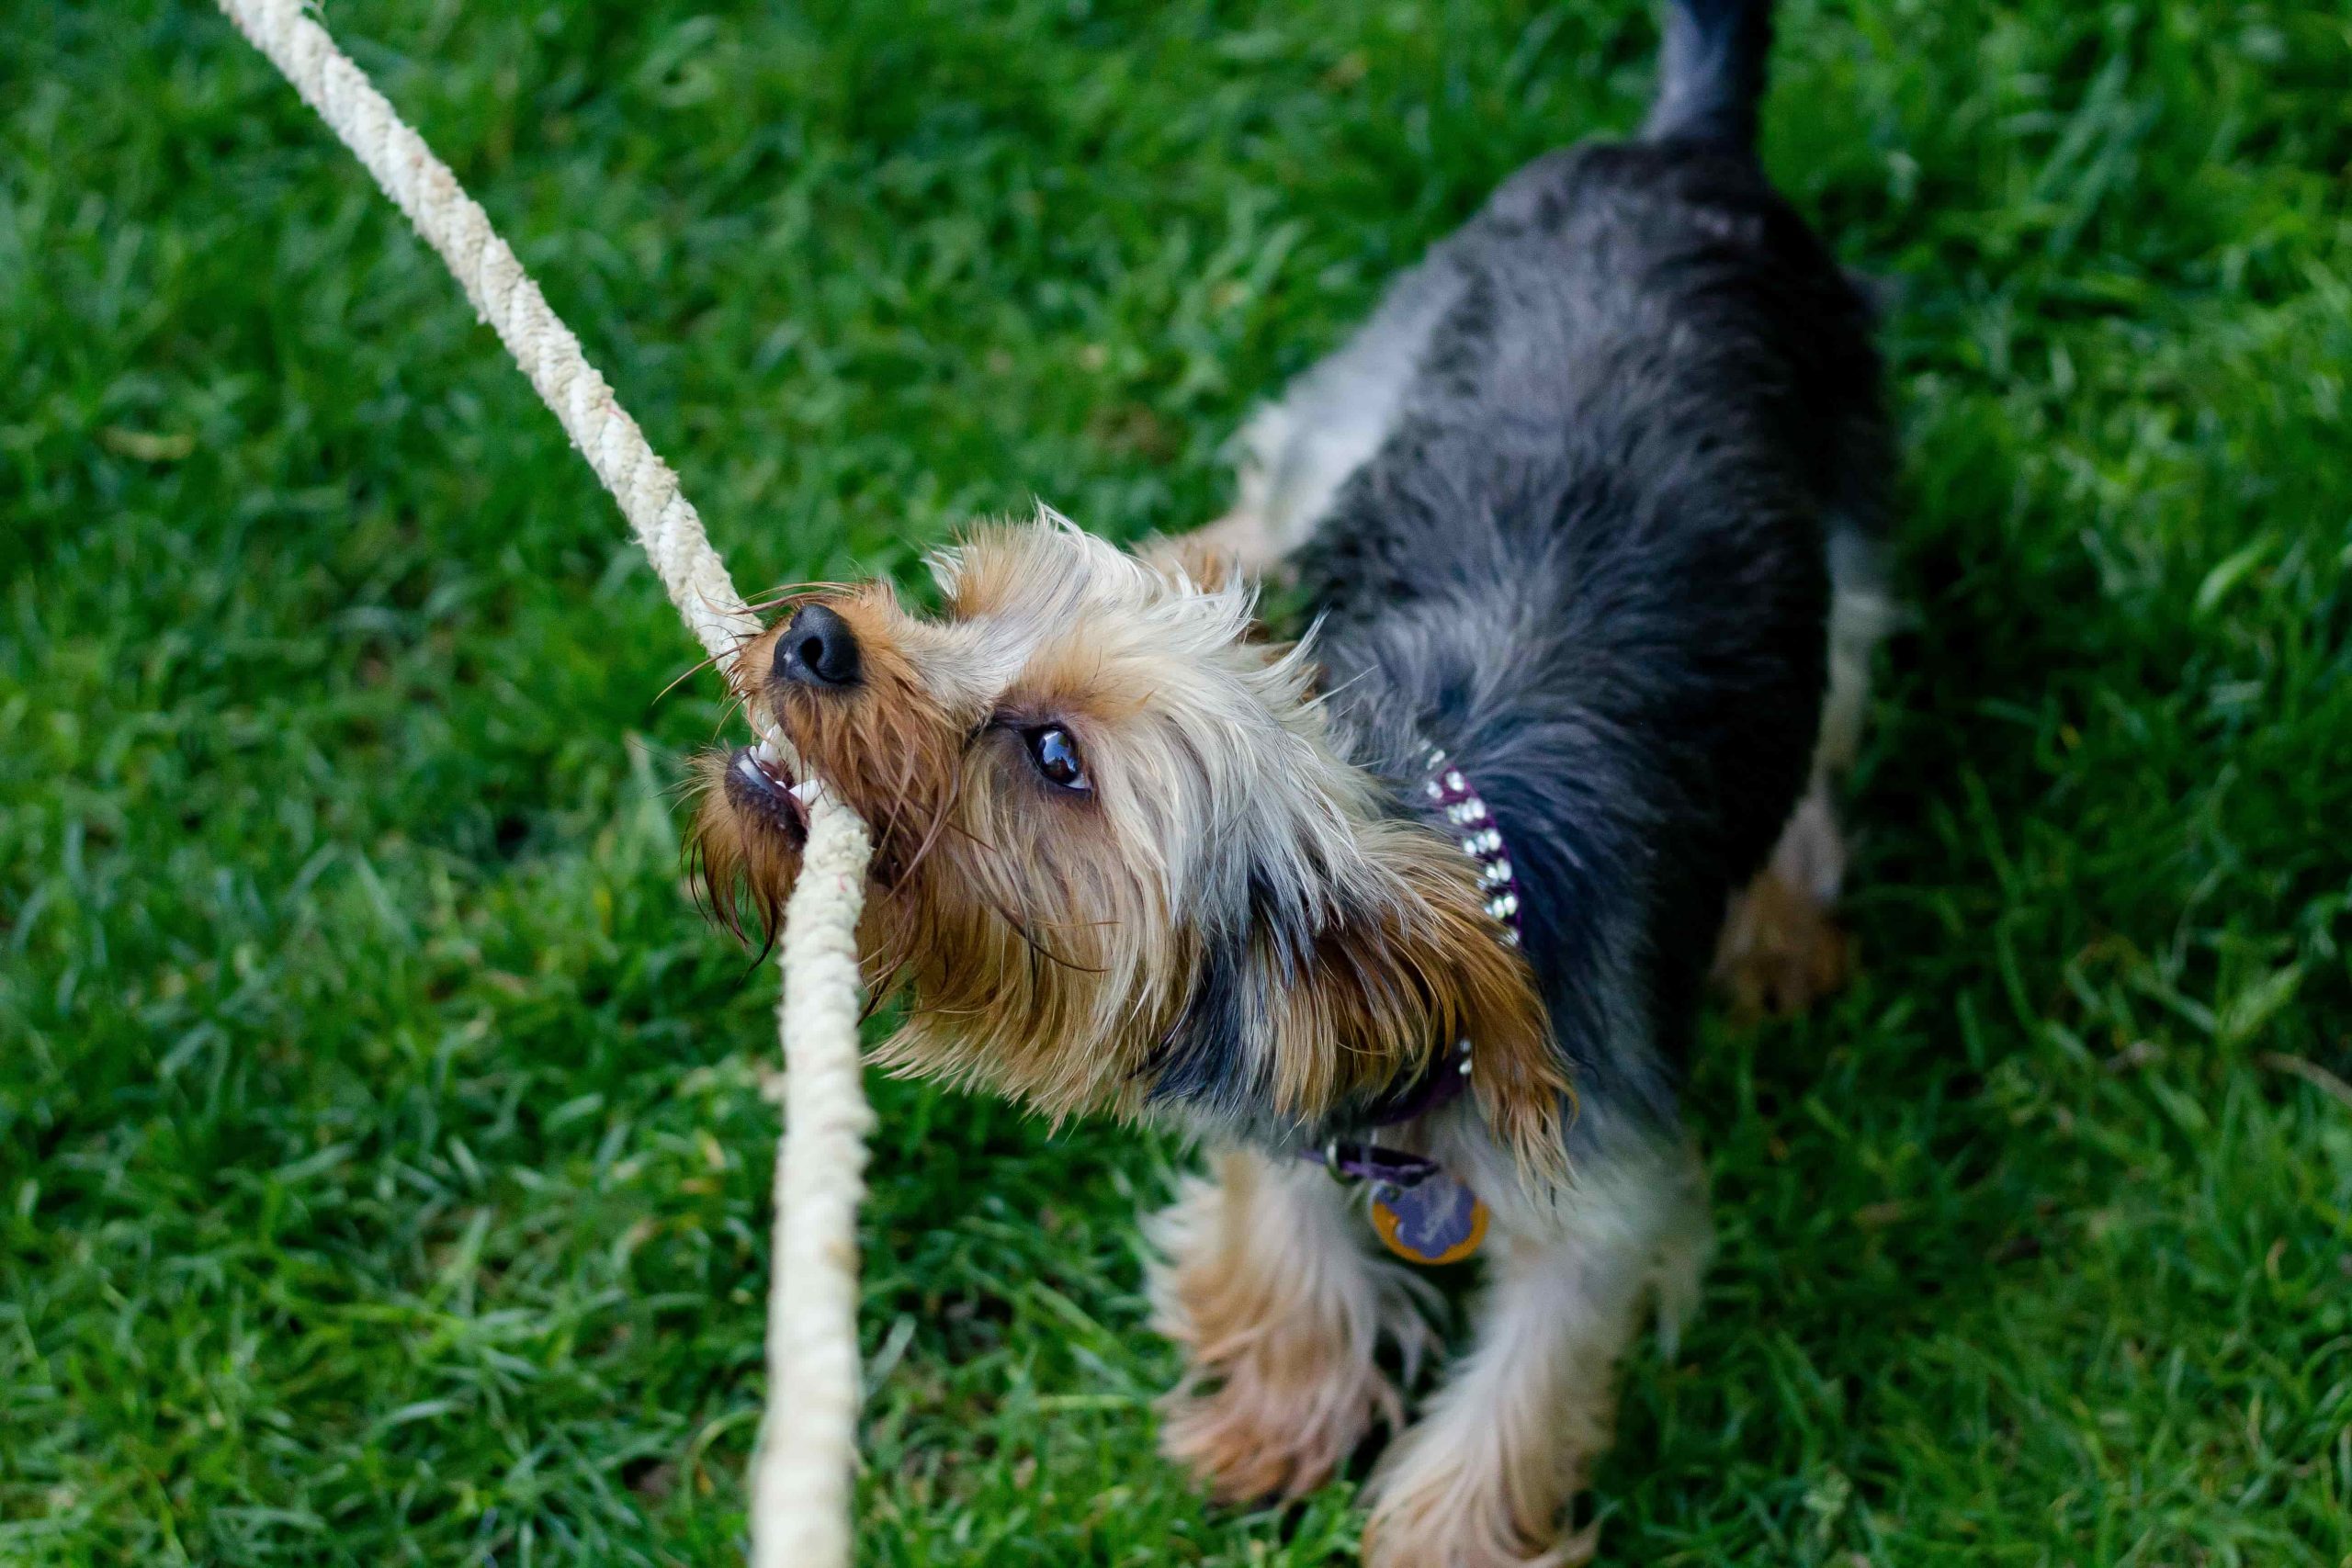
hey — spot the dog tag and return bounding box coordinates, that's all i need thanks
[1370,1171,1487,1266]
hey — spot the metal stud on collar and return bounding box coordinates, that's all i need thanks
[1419,742,1524,945]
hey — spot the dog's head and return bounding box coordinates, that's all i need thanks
[691,513,1561,1164]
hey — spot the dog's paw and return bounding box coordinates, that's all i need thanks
[1361,1432,1596,1568]
[1158,1341,1396,1503]
[1362,1517,1595,1568]
[1712,865,1852,1019]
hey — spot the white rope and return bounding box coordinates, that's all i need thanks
[752,787,875,1568]
[211,5,874,1564]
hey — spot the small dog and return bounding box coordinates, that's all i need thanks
[691,0,1891,1560]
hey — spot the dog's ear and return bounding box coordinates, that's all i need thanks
[1152,823,1569,1185]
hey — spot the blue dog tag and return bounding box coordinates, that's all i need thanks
[1370,1170,1488,1265]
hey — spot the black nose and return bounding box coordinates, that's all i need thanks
[775,603,861,689]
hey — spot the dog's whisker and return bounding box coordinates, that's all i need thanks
[977,887,1105,976]
[876,746,922,868]
[655,649,730,705]
[707,693,751,739]
[892,761,971,889]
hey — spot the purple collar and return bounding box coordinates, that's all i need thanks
[1314,1035,1473,1187]
[1305,741,1525,1188]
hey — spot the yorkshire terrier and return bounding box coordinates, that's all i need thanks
[691,0,1892,1561]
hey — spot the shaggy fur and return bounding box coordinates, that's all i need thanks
[689,0,1892,1559]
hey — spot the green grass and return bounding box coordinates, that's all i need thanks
[5,0,2349,1562]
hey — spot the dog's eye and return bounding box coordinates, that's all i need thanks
[1023,725,1090,793]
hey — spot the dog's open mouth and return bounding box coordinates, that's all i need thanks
[724,737,816,841]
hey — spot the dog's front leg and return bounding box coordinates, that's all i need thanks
[1148,1146,1435,1502]
[1362,1146,1709,1567]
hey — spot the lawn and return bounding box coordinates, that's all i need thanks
[4,0,2349,1562]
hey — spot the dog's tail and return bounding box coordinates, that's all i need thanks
[1644,0,1775,152]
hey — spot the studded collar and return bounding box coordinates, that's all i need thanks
[1414,740,1523,945]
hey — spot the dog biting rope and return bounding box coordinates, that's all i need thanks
[210,3,873,1564]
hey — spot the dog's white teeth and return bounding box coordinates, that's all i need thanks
[787,780,819,806]
[755,737,782,765]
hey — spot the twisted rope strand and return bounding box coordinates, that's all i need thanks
[755,797,876,1568]
[210,4,872,1564]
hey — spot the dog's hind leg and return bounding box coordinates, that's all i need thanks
[1713,783,1853,1016]
[1148,1147,1436,1501]
[1713,526,1892,1016]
